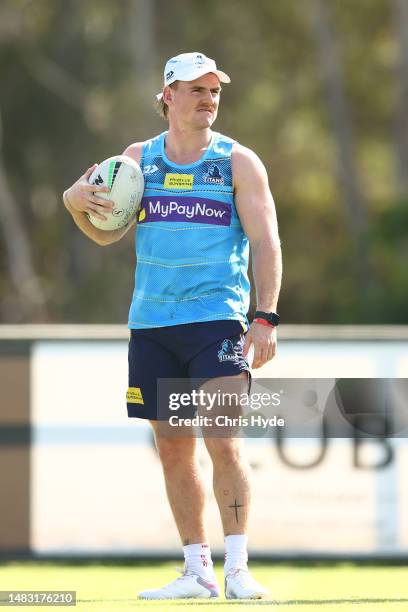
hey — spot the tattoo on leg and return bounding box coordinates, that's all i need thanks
[228,498,244,523]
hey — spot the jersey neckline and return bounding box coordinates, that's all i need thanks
[160,131,216,169]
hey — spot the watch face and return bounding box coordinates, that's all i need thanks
[255,311,280,325]
[270,313,280,325]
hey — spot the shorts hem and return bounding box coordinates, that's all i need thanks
[128,313,248,329]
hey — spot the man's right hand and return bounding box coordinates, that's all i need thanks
[63,164,114,221]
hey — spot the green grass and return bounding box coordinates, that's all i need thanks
[0,561,408,611]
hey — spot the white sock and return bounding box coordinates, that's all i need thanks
[224,534,248,575]
[183,543,215,580]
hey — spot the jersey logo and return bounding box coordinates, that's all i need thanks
[143,164,159,176]
[204,164,224,185]
[138,196,231,226]
[164,173,194,189]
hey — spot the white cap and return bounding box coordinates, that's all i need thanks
[156,52,231,101]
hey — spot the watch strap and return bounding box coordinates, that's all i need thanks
[254,310,280,326]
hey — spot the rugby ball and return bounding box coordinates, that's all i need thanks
[87,155,144,230]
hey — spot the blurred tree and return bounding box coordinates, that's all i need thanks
[310,0,368,236]
[0,110,47,320]
[392,0,408,195]
[0,0,405,324]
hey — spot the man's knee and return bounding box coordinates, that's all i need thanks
[205,437,243,465]
[150,422,196,467]
[157,438,190,464]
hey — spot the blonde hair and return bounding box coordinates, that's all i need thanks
[154,82,178,120]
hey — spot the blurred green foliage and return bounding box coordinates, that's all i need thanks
[0,0,406,324]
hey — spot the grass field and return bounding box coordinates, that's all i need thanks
[0,561,408,611]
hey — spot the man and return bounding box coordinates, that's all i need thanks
[63,52,282,600]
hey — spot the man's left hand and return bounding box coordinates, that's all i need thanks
[242,322,277,369]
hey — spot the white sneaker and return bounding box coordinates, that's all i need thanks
[138,568,220,599]
[225,568,269,599]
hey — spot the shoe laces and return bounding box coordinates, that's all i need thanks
[228,567,254,588]
[157,567,194,595]
[175,566,197,580]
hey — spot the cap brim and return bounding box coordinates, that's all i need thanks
[179,68,231,84]
[212,69,231,84]
[156,68,231,101]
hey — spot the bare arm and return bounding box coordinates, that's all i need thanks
[232,144,282,368]
[63,143,143,246]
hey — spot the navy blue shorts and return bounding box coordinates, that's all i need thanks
[127,320,250,420]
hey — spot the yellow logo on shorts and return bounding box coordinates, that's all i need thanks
[164,173,194,189]
[126,387,144,404]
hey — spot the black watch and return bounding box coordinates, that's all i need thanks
[254,310,280,326]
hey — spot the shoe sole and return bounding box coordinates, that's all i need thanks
[139,590,220,600]
[138,596,219,600]
[226,593,267,599]
[225,580,269,600]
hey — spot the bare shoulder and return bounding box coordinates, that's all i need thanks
[231,143,268,187]
[122,142,144,165]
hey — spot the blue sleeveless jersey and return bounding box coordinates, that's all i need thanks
[128,131,250,329]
